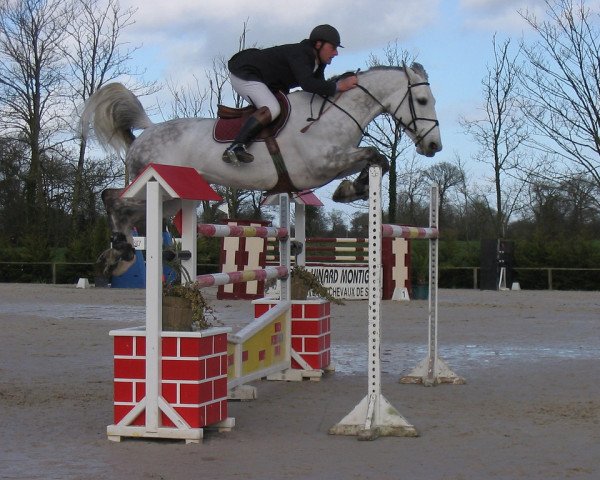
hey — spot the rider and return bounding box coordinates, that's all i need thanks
[222,24,359,164]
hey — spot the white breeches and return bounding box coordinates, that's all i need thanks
[230,74,282,119]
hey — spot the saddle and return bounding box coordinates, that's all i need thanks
[213,91,291,143]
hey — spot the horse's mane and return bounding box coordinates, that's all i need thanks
[409,63,429,81]
[330,70,359,82]
[330,63,429,82]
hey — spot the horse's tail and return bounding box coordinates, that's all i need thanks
[81,83,153,156]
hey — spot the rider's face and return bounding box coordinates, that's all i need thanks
[317,41,338,65]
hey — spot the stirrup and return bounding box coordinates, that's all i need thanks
[222,143,254,164]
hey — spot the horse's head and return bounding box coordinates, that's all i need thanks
[391,63,442,157]
[96,188,146,279]
[96,232,137,277]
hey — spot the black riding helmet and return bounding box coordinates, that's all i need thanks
[309,24,343,48]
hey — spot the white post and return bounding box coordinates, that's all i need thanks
[329,166,417,440]
[279,194,291,302]
[295,202,306,266]
[145,180,163,431]
[498,266,508,290]
[399,185,465,386]
[180,199,198,284]
[368,167,382,408]
[426,186,439,384]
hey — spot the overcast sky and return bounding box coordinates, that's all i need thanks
[113,0,595,215]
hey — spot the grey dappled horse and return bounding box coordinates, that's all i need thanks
[82,64,442,277]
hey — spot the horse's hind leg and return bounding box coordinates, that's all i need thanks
[332,147,389,203]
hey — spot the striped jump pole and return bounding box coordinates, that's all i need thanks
[305,245,369,253]
[382,224,438,239]
[196,194,291,301]
[278,194,291,302]
[330,165,417,440]
[196,266,289,289]
[200,220,289,300]
[307,237,368,243]
[299,255,369,263]
[198,223,288,240]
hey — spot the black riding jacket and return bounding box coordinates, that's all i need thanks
[228,39,337,97]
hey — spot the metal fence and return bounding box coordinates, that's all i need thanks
[0,261,219,285]
[1,261,599,290]
[0,261,96,285]
[440,267,600,290]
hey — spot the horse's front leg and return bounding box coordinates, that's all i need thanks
[332,147,389,203]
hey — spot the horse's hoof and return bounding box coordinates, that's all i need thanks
[333,180,368,203]
[332,180,353,203]
[222,145,253,164]
[237,152,254,163]
[222,150,236,163]
[333,178,370,203]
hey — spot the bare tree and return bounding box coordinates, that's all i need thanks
[205,55,235,116]
[64,0,139,106]
[396,153,428,225]
[444,153,482,240]
[365,41,418,223]
[0,0,72,234]
[328,210,349,238]
[159,20,261,221]
[461,35,529,237]
[63,0,150,229]
[205,20,262,218]
[422,161,465,226]
[349,211,369,237]
[520,0,600,188]
[0,137,28,241]
[160,75,209,119]
[561,174,600,232]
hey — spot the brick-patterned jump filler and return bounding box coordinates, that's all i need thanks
[106,165,333,442]
[106,164,233,444]
[110,327,230,433]
[254,298,331,375]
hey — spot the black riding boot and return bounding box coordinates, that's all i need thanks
[222,107,272,164]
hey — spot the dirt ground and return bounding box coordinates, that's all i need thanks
[0,283,599,480]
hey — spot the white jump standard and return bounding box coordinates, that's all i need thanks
[329,165,417,440]
[106,168,327,442]
[398,186,465,386]
[106,164,233,444]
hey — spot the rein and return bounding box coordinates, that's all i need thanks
[302,69,439,149]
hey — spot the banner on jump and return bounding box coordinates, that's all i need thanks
[305,265,369,300]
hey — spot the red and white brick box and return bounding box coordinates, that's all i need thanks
[111,326,230,429]
[253,299,331,370]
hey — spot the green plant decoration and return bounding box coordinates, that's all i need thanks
[163,281,215,331]
[162,239,215,331]
[290,265,344,305]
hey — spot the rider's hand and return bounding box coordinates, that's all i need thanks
[336,75,358,92]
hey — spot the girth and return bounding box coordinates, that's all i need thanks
[263,137,300,196]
